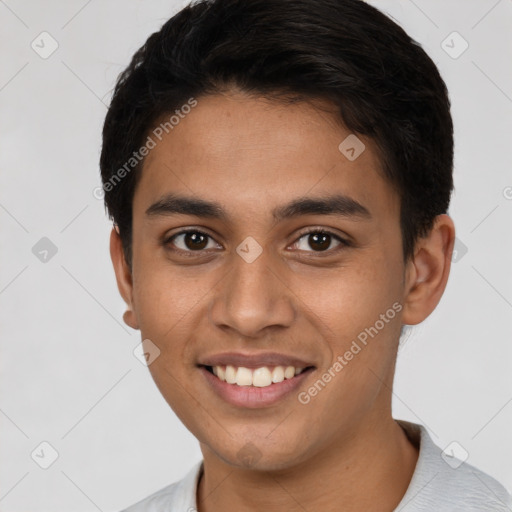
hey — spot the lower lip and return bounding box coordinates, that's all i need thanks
[199,366,315,408]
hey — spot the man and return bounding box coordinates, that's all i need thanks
[100,0,512,510]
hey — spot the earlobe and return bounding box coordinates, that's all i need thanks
[109,227,140,330]
[123,308,139,330]
[401,214,455,325]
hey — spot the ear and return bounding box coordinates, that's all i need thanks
[110,226,140,330]
[402,214,456,325]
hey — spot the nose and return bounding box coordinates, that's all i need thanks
[208,246,296,338]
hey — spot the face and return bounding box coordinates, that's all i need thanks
[116,91,417,470]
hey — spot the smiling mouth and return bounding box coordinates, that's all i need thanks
[202,364,315,388]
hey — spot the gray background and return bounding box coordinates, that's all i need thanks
[1,0,511,510]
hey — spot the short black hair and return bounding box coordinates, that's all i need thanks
[100,0,454,269]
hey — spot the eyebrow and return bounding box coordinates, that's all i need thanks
[145,193,371,222]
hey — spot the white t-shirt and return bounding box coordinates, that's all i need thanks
[121,420,512,511]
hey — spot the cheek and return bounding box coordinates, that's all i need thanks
[297,256,403,335]
[293,253,404,402]
[132,258,207,335]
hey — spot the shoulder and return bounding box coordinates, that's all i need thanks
[120,461,203,512]
[395,420,512,511]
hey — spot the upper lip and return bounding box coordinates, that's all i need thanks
[198,352,315,369]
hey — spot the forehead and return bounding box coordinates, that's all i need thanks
[134,92,399,223]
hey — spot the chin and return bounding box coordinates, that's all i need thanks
[205,435,310,473]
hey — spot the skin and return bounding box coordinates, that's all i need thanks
[110,89,455,512]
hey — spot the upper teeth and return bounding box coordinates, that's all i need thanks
[211,365,305,387]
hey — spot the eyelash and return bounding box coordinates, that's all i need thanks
[163,227,351,257]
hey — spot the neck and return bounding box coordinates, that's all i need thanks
[196,415,419,512]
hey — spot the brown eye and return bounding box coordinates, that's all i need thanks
[293,230,349,253]
[165,230,220,252]
[183,232,208,250]
[307,232,332,251]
